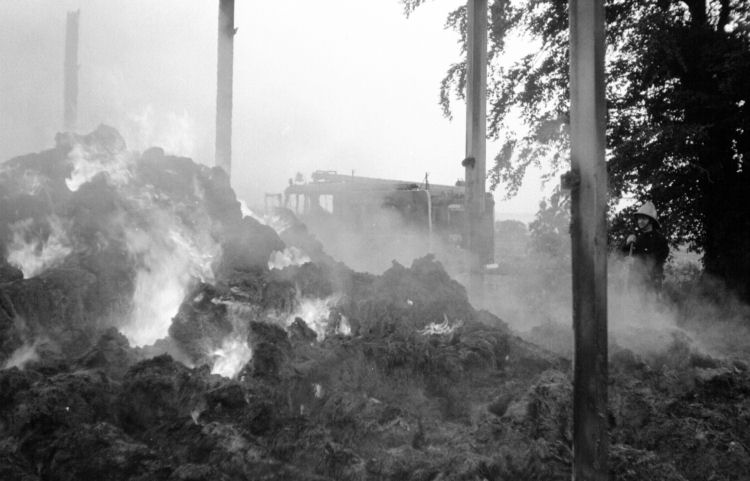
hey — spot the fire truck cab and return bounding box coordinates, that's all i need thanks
[281,170,494,264]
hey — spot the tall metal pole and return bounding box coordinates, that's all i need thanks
[215,0,235,178]
[63,10,80,132]
[569,0,608,479]
[464,0,488,275]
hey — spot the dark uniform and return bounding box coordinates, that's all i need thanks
[622,229,669,291]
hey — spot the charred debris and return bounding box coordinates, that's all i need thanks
[0,126,748,480]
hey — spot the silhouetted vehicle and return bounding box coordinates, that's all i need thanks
[280,170,494,264]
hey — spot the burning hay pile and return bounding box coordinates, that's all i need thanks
[1,127,749,480]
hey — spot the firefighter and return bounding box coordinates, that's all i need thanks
[622,201,670,293]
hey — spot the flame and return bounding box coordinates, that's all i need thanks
[121,222,219,347]
[313,383,324,398]
[7,216,72,278]
[337,316,352,336]
[65,144,132,192]
[211,336,253,378]
[208,300,256,378]
[419,315,462,336]
[288,297,332,339]
[2,341,40,370]
[67,140,222,347]
[285,296,348,340]
[268,247,310,270]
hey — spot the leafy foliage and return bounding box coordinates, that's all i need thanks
[528,189,571,260]
[402,0,750,297]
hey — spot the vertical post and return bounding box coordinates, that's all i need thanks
[464,0,488,274]
[216,0,235,178]
[63,10,80,132]
[569,0,608,479]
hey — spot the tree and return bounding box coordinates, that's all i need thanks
[402,0,750,299]
[528,189,570,261]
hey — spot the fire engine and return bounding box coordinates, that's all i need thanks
[277,170,494,264]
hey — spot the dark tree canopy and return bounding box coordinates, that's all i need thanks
[403,0,750,298]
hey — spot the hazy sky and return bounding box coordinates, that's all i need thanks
[0,0,547,221]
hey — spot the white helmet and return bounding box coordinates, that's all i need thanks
[635,201,659,227]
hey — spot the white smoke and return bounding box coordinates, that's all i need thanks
[607,261,686,356]
[337,316,352,336]
[1,340,40,370]
[268,247,310,270]
[211,336,253,378]
[65,143,133,192]
[121,217,219,347]
[128,106,196,156]
[238,199,262,222]
[18,170,44,196]
[238,198,293,234]
[263,214,293,235]
[63,136,224,348]
[7,216,72,278]
[419,315,463,336]
[285,295,344,340]
[209,300,256,378]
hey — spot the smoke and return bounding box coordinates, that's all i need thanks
[208,292,349,379]
[308,206,409,274]
[66,142,132,191]
[118,191,220,346]
[1,340,40,370]
[473,220,705,360]
[285,296,341,340]
[607,263,684,356]
[237,198,296,235]
[268,247,310,270]
[337,316,352,336]
[0,0,495,215]
[208,291,353,378]
[13,170,45,197]
[296,201,464,275]
[238,199,259,221]
[63,133,223,347]
[202,300,255,378]
[476,240,572,333]
[667,269,750,360]
[126,106,197,156]
[419,315,463,335]
[7,216,73,278]
[211,336,253,378]
[72,134,220,347]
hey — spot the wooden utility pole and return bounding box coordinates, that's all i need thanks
[215,0,235,178]
[63,10,80,132]
[464,0,488,274]
[568,0,608,479]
